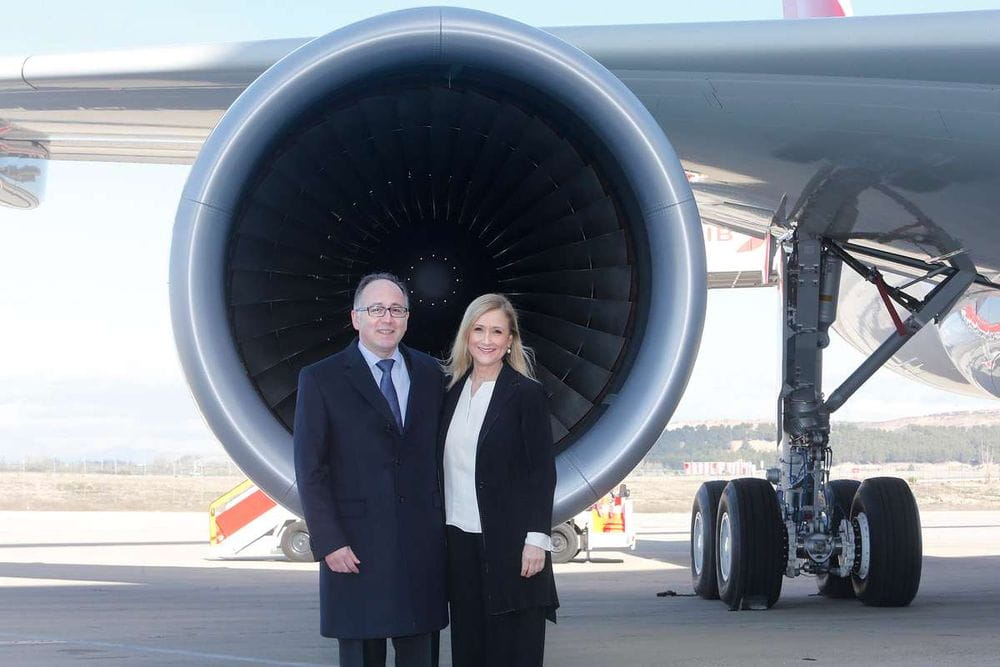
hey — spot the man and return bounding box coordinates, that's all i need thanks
[293,273,447,667]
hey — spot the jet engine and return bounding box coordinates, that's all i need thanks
[834,266,1000,402]
[169,7,705,523]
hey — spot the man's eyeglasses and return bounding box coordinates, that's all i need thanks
[354,304,410,318]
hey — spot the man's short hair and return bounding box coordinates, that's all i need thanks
[353,272,410,308]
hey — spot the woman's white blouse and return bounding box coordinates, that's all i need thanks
[443,377,552,551]
[443,377,494,533]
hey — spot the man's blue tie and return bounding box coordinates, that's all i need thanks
[376,358,403,431]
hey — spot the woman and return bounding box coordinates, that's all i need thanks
[440,293,559,667]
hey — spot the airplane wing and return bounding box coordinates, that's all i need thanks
[4,8,999,526]
[3,10,998,269]
[5,7,989,606]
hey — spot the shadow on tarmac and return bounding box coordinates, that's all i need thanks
[2,537,1000,665]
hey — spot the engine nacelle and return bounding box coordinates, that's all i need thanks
[940,287,1000,398]
[170,7,704,524]
[835,266,1000,401]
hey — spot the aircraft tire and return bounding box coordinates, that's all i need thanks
[851,477,922,606]
[280,520,315,562]
[691,480,728,599]
[551,522,580,564]
[816,479,861,598]
[716,478,785,610]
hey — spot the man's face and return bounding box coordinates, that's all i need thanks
[351,279,409,358]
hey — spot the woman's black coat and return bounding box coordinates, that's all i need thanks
[439,362,559,618]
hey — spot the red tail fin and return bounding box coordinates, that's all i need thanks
[782,0,853,18]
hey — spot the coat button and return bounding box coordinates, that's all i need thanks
[394,458,401,466]
[385,423,392,433]
[477,482,485,490]
[398,496,406,503]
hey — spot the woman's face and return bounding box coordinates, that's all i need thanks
[468,308,513,370]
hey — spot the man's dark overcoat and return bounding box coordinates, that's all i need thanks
[439,361,559,619]
[293,340,448,639]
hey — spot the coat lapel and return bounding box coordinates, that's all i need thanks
[438,370,467,464]
[477,363,518,451]
[344,341,399,430]
[441,371,468,430]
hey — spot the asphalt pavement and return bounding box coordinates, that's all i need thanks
[2,511,999,665]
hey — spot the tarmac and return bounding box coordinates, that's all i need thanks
[2,510,999,665]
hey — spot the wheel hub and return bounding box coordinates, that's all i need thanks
[290,531,310,555]
[804,532,833,563]
[719,512,733,582]
[835,518,855,578]
[693,511,705,575]
[854,513,871,579]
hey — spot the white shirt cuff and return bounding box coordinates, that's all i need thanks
[525,532,552,551]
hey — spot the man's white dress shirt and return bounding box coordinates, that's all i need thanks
[357,343,410,426]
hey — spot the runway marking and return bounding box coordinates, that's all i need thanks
[0,576,139,588]
[554,552,685,573]
[0,640,66,646]
[0,540,204,548]
[0,634,325,665]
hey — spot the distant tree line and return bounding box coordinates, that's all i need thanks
[0,455,241,477]
[642,422,1000,469]
[5,422,999,476]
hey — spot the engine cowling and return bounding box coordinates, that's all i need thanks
[940,287,1000,398]
[169,7,705,524]
[834,266,1000,402]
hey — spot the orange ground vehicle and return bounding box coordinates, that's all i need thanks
[210,479,635,564]
[208,479,313,562]
[551,484,637,564]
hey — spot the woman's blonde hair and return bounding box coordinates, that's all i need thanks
[445,293,535,388]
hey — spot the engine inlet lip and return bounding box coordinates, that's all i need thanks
[170,6,705,522]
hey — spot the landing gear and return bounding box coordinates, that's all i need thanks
[851,477,922,606]
[816,479,860,598]
[690,224,977,609]
[691,480,727,599]
[715,479,784,610]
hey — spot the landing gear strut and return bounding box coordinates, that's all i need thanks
[691,225,976,608]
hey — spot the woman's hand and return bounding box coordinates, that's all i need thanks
[520,544,545,578]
